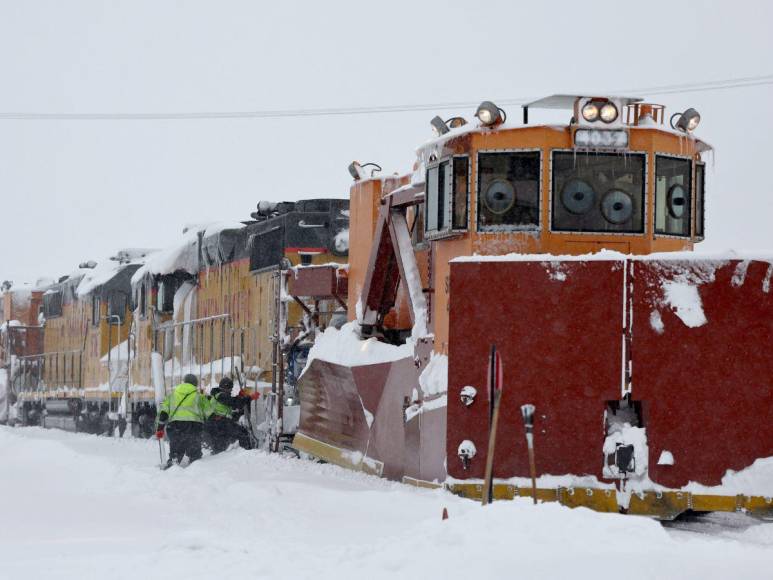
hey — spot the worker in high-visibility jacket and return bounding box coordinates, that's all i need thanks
[156,374,210,468]
[205,376,259,454]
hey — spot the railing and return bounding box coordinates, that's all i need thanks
[15,350,84,393]
[152,314,263,392]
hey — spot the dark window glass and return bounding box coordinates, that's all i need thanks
[412,202,426,248]
[452,157,469,230]
[655,156,691,237]
[44,292,63,317]
[426,157,468,235]
[425,162,446,233]
[139,284,147,318]
[249,227,284,272]
[425,167,437,233]
[695,163,705,237]
[436,161,447,231]
[477,152,540,231]
[157,276,178,313]
[552,152,645,233]
[92,296,100,326]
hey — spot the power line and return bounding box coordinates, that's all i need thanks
[0,74,771,121]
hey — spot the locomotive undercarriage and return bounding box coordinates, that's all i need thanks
[18,397,157,438]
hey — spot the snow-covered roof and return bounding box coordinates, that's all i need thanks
[131,222,245,285]
[76,250,155,298]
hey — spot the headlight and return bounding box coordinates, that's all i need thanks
[581,102,599,122]
[430,115,449,136]
[475,101,505,127]
[600,102,618,123]
[671,108,701,133]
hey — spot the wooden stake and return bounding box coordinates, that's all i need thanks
[481,389,503,505]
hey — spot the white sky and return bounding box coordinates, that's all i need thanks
[1,0,772,283]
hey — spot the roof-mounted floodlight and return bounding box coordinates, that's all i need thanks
[348,161,362,180]
[475,101,506,127]
[671,108,701,133]
[446,116,467,129]
[348,161,382,181]
[430,116,450,136]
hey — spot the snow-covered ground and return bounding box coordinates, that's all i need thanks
[1,427,771,580]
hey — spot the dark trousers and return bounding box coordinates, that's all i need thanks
[206,417,252,454]
[166,421,203,464]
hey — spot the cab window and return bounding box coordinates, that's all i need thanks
[695,163,705,238]
[552,152,645,233]
[656,156,691,237]
[411,202,427,249]
[477,151,540,231]
[425,156,469,238]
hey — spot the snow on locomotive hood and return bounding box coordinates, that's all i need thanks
[131,222,244,284]
[76,249,156,298]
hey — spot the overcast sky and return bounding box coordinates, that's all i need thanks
[1,0,772,284]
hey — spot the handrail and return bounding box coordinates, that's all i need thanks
[154,313,230,330]
[16,349,82,360]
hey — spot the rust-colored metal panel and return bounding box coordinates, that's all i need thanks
[297,357,417,480]
[632,258,773,488]
[289,265,339,298]
[296,348,447,482]
[297,359,374,456]
[447,259,625,481]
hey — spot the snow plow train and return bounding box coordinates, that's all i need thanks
[1,95,771,519]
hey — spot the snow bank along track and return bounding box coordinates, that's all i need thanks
[1,94,771,519]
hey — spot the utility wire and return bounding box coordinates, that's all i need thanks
[0,74,771,121]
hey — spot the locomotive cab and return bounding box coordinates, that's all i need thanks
[418,94,708,257]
